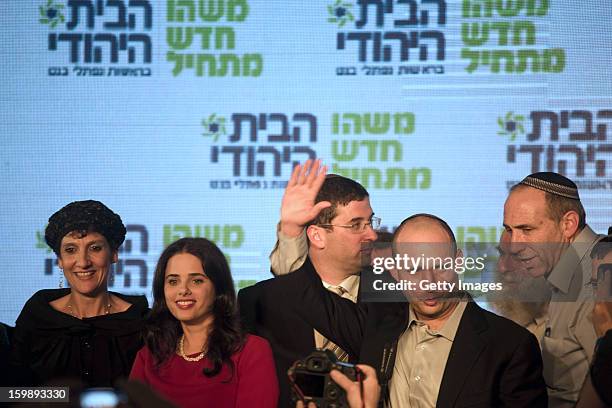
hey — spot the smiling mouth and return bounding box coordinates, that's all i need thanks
[176,300,196,309]
[73,270,96,279]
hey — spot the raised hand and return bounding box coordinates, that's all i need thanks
[280,159,331,237]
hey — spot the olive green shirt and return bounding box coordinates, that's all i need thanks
[388,300,468,408]
[543,226,599,407]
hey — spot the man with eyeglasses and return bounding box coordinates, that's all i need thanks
[238,160,378,407]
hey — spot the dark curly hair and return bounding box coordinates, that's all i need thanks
[144,238,245,379]
[45,200,126,256]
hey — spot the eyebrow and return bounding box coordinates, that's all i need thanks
[62,240,105,247]
[165,273,207,278]
[347,212,375,223]
[503,223,534,230]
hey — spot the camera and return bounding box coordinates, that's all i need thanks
[288,349,362,408]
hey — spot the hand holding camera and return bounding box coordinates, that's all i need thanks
[290,350,380,408]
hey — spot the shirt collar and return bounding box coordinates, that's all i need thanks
[407,299,468,342]
[321,274,360,299]
[547,225,599,293]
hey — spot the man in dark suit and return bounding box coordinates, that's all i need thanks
[239,160,378,406]
[285,214,548,407]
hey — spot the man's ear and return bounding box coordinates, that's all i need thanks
[111,251,119,264]
[306,225,326,250]
[560,210,580,240]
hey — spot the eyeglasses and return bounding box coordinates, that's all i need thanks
[318,216,381,234]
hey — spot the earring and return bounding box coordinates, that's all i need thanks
[59,274,64,288]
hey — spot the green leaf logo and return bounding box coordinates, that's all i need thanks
[39,0,65,29]
[497,111,525,142]
[327,0,355,27]
[202,114,227,142]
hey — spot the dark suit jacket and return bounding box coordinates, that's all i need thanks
[283,258,548,408]
[239,259,360,407]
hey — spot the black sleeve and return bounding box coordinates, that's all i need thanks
[8,316,37,386]
[499,331,548,407]
[591,329,612,406]
[284,267,369,358]
[237,286,259,334]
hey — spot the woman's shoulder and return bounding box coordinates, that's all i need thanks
[109,292,149,316]
[239,334,273,357]
[16,289,70,324]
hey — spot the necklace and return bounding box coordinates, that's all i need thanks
[66,296,112,319]
[179,334,206,362]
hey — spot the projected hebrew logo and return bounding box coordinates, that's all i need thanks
[45,0,153,77]
[39,0,66,28]
[163,224,245,266]
[327,0,355,27]
[333,0,447,76]
[166,0,263,77]
[506,109,612,190]
[498,112,525,141]
[206,112,318,190]
[202,114,227,141]
[331,112,431,190]
[461,0,566,74]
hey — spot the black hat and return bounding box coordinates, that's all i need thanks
[45,200,126,255]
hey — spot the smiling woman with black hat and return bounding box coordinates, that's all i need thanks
[9,200,148,387]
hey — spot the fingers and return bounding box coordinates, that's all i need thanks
[308,201,332,220]
[306,160,325,188]
[288,162,302,187]
[330,369,355,391]
[356,364,377,379]
[293,159,326,187]
[296,401,304,408]
[297,159,312,184]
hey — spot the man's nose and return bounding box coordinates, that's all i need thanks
[363,225,378,241]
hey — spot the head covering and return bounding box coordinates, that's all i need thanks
[518,172,580,200]
[45,200,126,255]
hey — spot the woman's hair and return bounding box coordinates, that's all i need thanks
[144,237,245,378]
[45,200,126,255]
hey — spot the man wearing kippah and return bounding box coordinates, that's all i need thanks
[503,172,600,407]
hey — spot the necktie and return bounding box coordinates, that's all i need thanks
[318,285,352,362]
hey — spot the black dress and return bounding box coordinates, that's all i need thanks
[9,288,148,387]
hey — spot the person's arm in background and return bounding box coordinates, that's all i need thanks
[269,159,329,276]
[269,223,308,276]
[9,310,36,386]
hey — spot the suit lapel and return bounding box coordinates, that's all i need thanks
[436,301,488,407]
